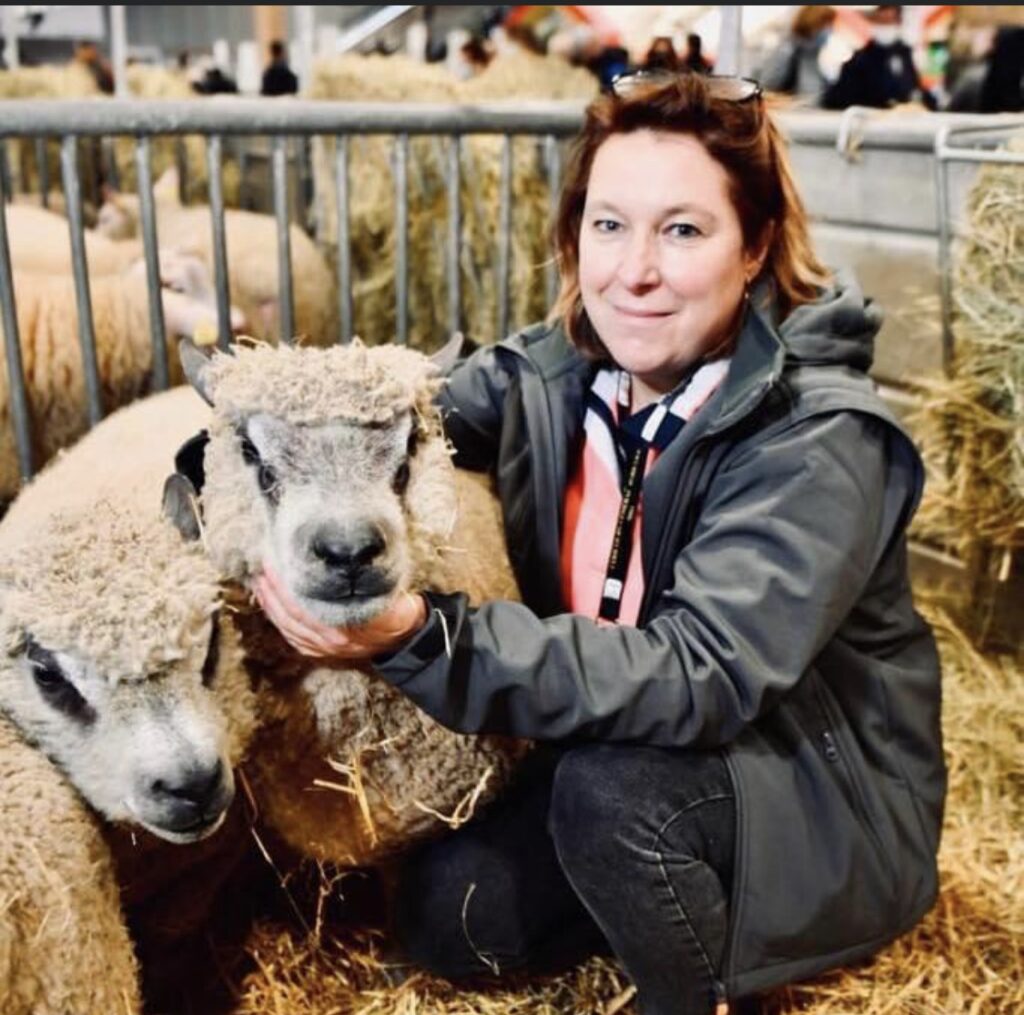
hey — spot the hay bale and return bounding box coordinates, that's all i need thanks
[0,64,100,198]
[230,592,1022,1015]
[910,135,1024,565]
[308,53,595,349]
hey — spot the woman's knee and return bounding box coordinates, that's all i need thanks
[393,835,535,980]
[548,744,649,873]
[548,745,734,881]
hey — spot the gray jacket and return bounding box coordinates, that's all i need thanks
[374,277,945,996]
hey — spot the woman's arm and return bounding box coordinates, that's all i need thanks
[370,410,920,748]
[437,342,516,471]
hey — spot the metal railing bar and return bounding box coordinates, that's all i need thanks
[205,134,233,351]
[0,99,587,138]
[135,136,169,391]
[60,135,104,426]
[272,135,295,345]
[497,134,512,341]
[544,134,562,311]
[0,177,35,479]
[446,135,461,337]
[35,138,50,207]
[334,135,353,344]
[394,133,409,346]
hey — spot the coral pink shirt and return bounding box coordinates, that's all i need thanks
[561,361,730,626]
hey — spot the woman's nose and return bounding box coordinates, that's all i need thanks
[616,235,661,291]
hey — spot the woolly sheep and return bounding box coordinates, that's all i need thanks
[0,389,258,1012]
[174,338,525,865]
[0,245,243,502]
[0,714,140,1015]
[97,181,338,345]
[6,203,141,275]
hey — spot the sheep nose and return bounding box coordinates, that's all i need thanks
[151,759,224,811]
[312,524,385,571]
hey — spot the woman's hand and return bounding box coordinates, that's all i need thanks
[253,565,428,661]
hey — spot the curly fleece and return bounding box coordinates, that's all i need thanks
[0,501,219,685]
[197,341,526,864]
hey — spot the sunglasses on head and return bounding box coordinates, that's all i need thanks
[610,71,763,103]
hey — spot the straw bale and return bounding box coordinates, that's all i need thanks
[231,593,1023,1015]
[308,53,595,349]
[909,134,1024,564]
[112,66,209,201]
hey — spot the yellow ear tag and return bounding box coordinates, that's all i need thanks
[192,321,219,348]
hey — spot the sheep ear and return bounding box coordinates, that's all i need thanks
[179,338,216,406]
[162,473,202,542]
[429,332,465,376]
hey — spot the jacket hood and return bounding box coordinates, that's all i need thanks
[767,270,881,374]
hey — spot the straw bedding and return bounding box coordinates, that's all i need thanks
[216,591,1021,1015]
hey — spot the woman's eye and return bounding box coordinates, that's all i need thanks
[593,219,622,234]
[666,222,701,239]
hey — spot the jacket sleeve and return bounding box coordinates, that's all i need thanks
[437,343,516,472]
[374,411,919,748]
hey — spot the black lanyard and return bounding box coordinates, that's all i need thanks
[598,438,648,622]
[595,368,700,623]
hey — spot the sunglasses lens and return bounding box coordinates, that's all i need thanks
[611,71,761,103]
[707,76,761,102]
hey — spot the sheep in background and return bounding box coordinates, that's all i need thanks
[97,174,338,345]
[0,247,244,502]
[6,203,141,275]
[10,191,99,228]
[171,338,525,865]
[0,460,259,1012]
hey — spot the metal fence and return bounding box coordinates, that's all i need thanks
[0,97,585,483]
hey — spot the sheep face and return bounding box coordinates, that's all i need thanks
[186,341,462,627]
[0,504,255,844]
[238,411,419,626]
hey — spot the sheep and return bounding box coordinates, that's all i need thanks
[97,177,339,345]
[0,387,258,1013]
[6,203,141,275]
[0,713,140,1015]
[171,337,526,865]
[0,245,244,502]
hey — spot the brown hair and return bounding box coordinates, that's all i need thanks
[551,73,830,357]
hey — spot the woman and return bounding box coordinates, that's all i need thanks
[256,73,945,1015]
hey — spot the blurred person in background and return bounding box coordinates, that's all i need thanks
[758,6,836,104]
[682,33,713,74]
[979,27,1024,112]
[823,5,937,110]
[74,39,114,94]
[455,36,495,80]
[191,55,238,95]
[261,39,298,97]
[643,36,679,74]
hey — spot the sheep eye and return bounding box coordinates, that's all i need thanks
[25,638,95,724]
[257,463,279,499]
[239,433,261,466]
[201,613,220,688]
[237,430,280,502]
[393,460,411,495]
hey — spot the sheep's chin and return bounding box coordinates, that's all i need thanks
[136,808,229,845]
[298,592,392,628]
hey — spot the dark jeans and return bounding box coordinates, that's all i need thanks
[394,743,737,1015]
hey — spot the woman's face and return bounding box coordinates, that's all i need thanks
[579,129,764,403]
